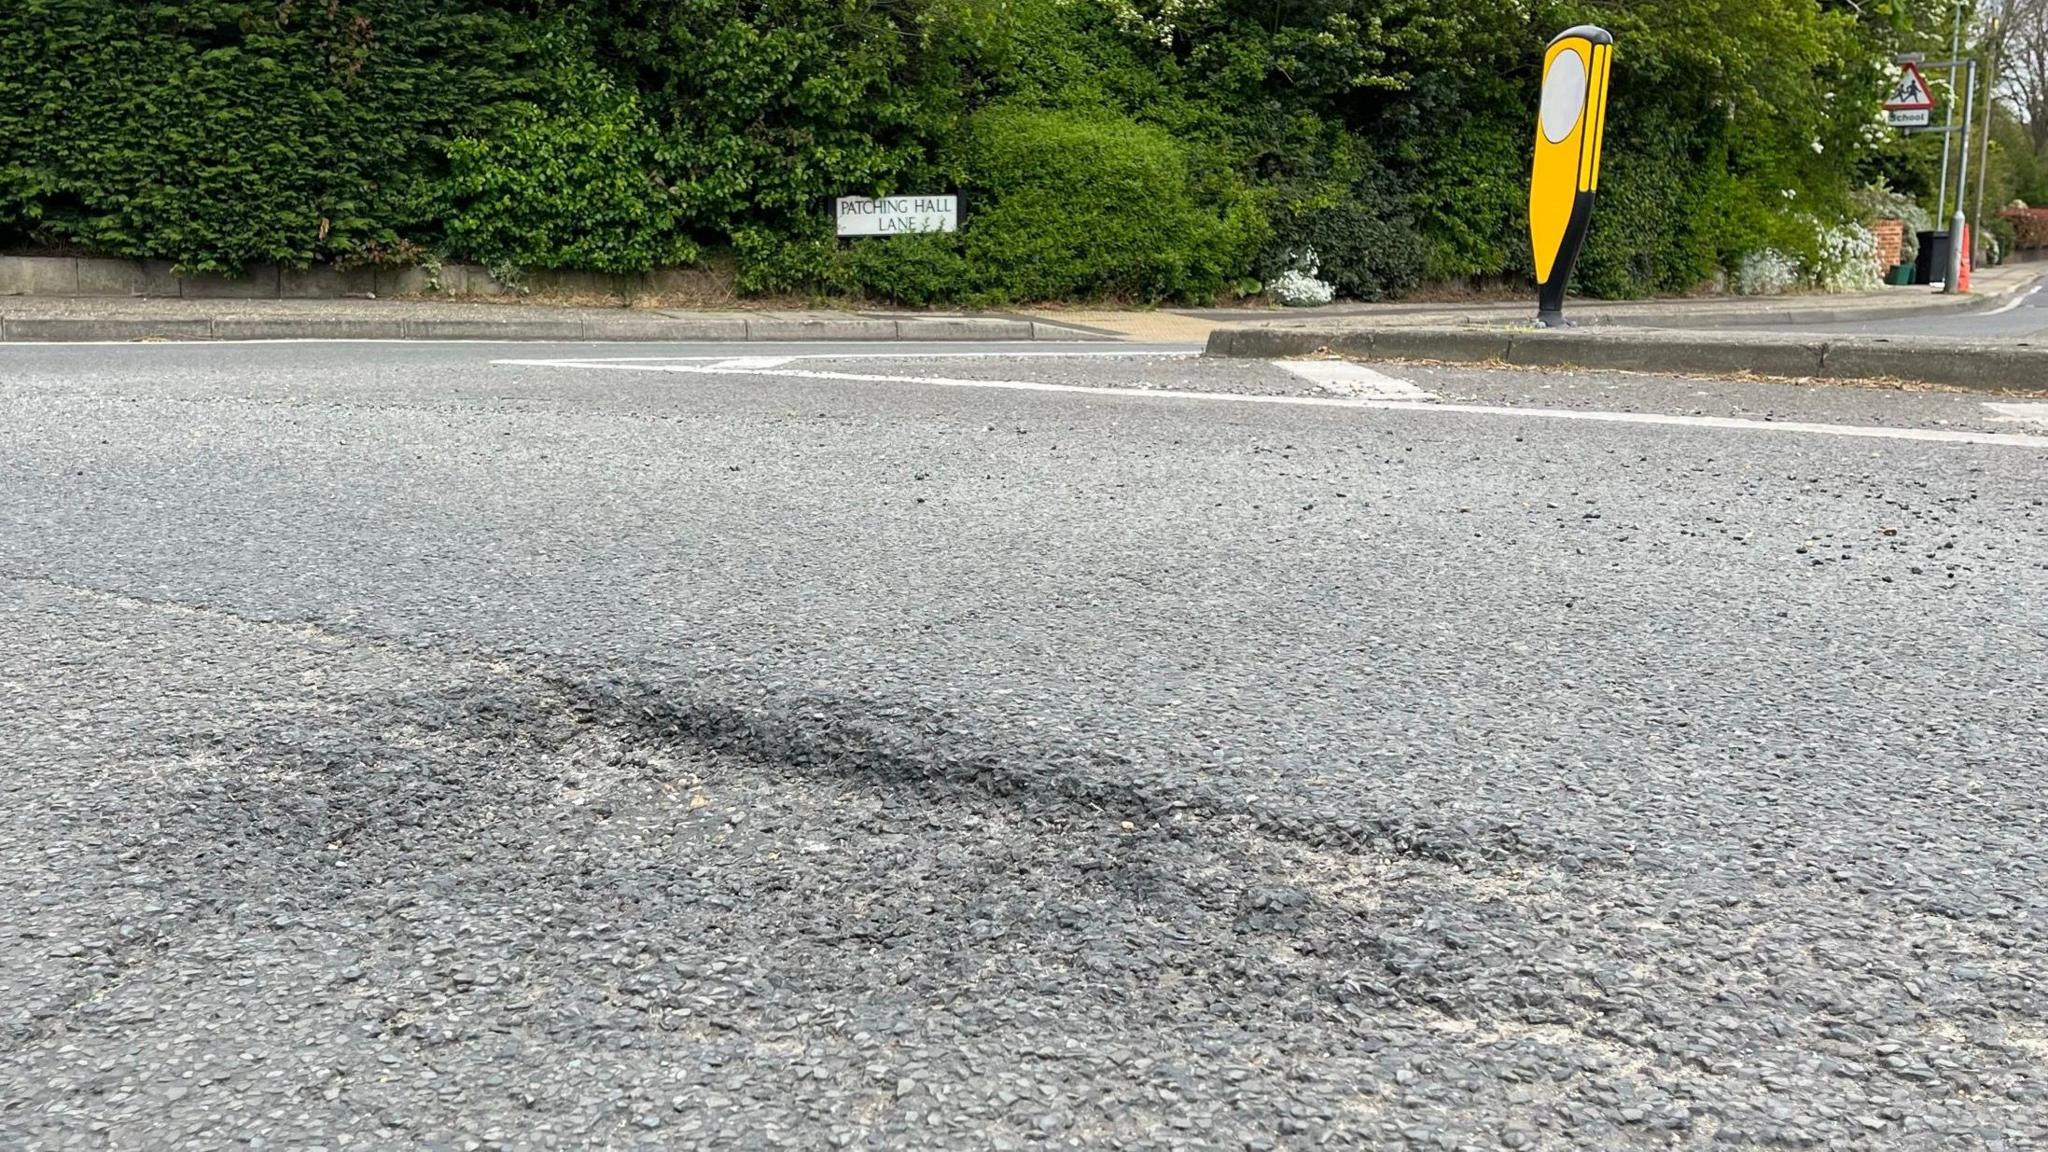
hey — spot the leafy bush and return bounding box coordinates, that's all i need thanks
[833,233,971,306]
[954,106,1262,303]
[1259,191,1424,302]
[443,33,696,274]
[588,0,973,248]
[1573,121,1720,299]
[732,226,836,296]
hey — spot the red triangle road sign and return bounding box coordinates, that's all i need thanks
[1885,62,1935,111]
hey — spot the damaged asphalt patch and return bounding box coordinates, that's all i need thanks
[4,579,2042,1151]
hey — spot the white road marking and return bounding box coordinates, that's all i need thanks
[1983,282,2044,317]
[507,357,2048,449]
[1984,401,2048,429]
[1273,359,1437,400]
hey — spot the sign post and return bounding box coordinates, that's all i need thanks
[1528,26,1614,329]
[1947,59,1977,294]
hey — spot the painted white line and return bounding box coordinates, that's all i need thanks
[1273,359,1438,401]
[1984,401,2048,428]
[1983,282,2045,317]
[706,356,797,371]
[517,358,2048,449]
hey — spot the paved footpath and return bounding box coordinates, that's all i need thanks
[2,341,2044,1150]
[5,265,2038,345]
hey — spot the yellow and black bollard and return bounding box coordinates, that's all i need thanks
[1529,26,1613,328]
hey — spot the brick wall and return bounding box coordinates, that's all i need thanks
[1868,218,1906,281]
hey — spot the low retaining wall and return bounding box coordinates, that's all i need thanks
[0,255,730,300]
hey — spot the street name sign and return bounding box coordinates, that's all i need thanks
[836,196,959,236]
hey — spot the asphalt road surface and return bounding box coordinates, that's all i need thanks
[3,341,2045,1151]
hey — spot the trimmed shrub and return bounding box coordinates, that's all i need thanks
[833,233,971,307]
[0,0,536,272]
[732,226,836,297]
[1259,194,1423,302]
[954,106,1261,303]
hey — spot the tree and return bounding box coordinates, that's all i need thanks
[1991,0,2047,152]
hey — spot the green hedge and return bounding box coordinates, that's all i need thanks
[0,0,536,272]
[3,0,2015,302]
[956,107,1262,304]
[443,30,696,274]
[740,106,1264,306]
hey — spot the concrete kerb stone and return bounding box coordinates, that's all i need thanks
[1506,330,1827,378]
[1821,341,2048,391]
[2,318,216,342]
[1370,328,1514,364]
[211,318,407,341]
[399,318,590,341]
[1027,320,1121,341]
[1203,327,1341,359]
[1203,322,2048,392]
[744,317,899,341]
[896,317,1037,341]
[587,316,749,342]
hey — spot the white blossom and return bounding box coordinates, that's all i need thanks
[1267,247,1335,307]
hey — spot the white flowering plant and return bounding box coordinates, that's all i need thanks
[1810,222,1881,293]
[1265,247,1335,307]
[1733,249,1801,296]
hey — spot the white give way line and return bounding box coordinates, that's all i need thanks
[1983,281,2044,317]
[491,354,2048,450]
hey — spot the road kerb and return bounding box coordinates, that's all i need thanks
[1205,324,2048,393]
[0,315,1088,344]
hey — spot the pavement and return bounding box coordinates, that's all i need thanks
[6,266,2040,348]
[3,339,2045,1151]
